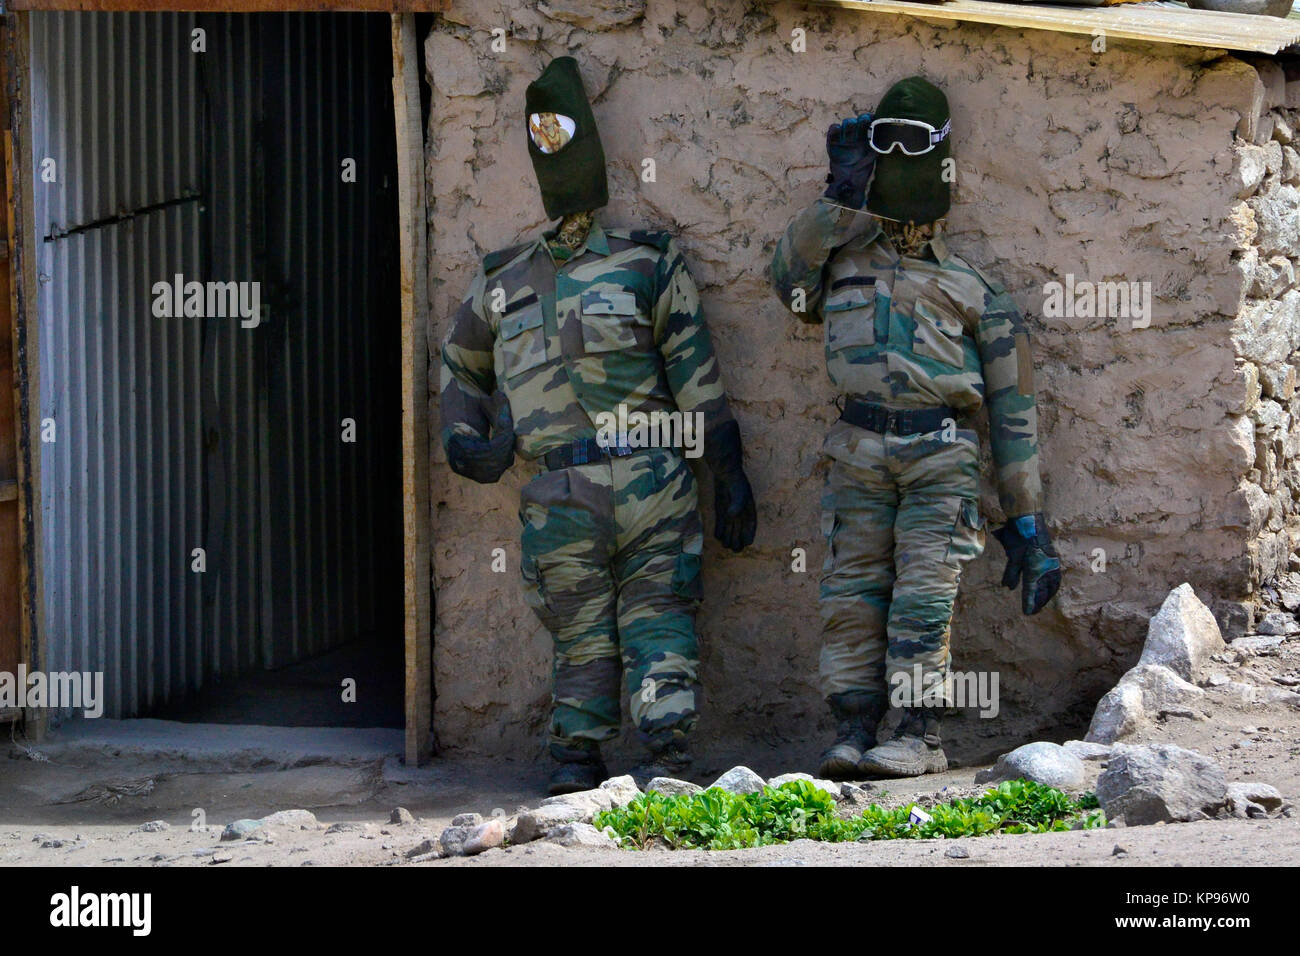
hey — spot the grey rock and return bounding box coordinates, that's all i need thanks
[220,819,265,842]
[1087,662,1206,744]
[404,837,440,859]
[1126,663,1206,715]
[540,775,640,817]
[645,776,703,797]
[462,819,505,855]
[598,774,642,807]
[944,845,970,859]
[259,809,320,831]
[133,820,170,833]
[438,825,474,857]
[840,782,874,804]
[546,822,618,849]
[450,812,482,828]
[1227,781,1283,812]
[708,766,766,794]
[1063,740,1113,762]
[389,807,416,826]
[511,803,587,843]
[1137,584,1225,684]
[1096,744,1228,825]
[768,772,841,799]
[974,742,1088,790]
[1085,680,1145,744]
[1255,612,1298,636]
[325,822,365,834]
[1231,635,1284,655]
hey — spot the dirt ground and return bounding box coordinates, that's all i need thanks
[1,630,1297,867]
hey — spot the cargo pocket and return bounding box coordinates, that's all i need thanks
[944,497,986,565]
[520,552,555,629]
[820,505,839,571]
[581,288,647,353]
[824,282,876,351]
[670,538,704,605]
[498,299,548,379]
[912,296,966,368]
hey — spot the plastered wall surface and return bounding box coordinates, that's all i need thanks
[424,0,1282,764]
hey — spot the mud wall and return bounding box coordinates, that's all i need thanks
[424,0,1276,764]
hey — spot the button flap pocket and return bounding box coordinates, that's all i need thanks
[500,302,544,341]
[824,280,875,313]
[912,295,965,368]
[916,297,964,338]
[581,289,639,316]
[959,498,985,530]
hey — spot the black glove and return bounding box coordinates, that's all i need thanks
[701,420,757,553]
[824,113,875,210]
[992,513,1061,616]
[446,395,515,484]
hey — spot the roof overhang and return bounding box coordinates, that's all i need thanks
[809,0,1300,54]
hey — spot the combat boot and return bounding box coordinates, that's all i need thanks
[856,708,947,777]
[629,741,693,791]
[819,693,886,780]
[548,742,607,796]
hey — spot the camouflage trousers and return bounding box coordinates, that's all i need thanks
[818,419,986,710]
[518,447,704,759]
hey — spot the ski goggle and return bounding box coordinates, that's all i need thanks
[529,112,576,154]
[868,117,951,156]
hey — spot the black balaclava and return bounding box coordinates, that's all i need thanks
[865,76,951,224]
[525,56,608,220]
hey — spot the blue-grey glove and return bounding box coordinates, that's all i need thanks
[824,113,875,210]
[446,396,515,484]
[992,513,1061,616]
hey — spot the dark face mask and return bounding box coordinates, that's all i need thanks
[525,57,608,220]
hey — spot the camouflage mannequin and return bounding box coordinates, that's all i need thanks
[441,57,757,794]
[771,77,1060,778]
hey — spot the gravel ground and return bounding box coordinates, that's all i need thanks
[1,625,1297,867]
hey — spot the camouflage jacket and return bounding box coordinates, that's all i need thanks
[440,221,733,462]
[771,198,1042,517]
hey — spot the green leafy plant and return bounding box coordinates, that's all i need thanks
[594,778,1104,851]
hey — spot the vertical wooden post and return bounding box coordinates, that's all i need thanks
[2,11,45,739]
[392,12,431,766]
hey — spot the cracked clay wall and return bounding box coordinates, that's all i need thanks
[424,0,1274,764]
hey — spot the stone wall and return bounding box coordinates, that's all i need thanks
[1230,59,1300,625]
[423,0,1282,766]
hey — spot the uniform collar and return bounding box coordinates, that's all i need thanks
[539,218,610,260]
[875,221,950,265]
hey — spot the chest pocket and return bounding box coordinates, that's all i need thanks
[912,294,966,368]
[824,280,876,350]
[580,289,648,354]
[497,297,548,379]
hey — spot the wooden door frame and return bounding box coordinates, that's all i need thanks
[1,5,435,760]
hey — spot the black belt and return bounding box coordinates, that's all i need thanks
[839,397,958,436]
[541,438,645,471]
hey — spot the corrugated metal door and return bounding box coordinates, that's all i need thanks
[30,10,402,719]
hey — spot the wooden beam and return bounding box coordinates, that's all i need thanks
[10,1,450,11]
[392,12,432,768]
[810,0,1300,54]
[4,12,46,741]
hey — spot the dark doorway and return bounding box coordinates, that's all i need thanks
[31,11,404,728]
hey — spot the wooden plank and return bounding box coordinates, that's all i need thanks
[392,12,432,768]
[0,20,23,694]
[810,0,1300,53]
[5,13,46,741]
[11,1,449,11]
